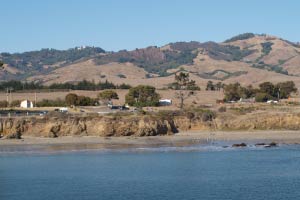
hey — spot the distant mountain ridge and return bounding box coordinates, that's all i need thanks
[1,33,300,88]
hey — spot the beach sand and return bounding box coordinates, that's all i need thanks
[1,130,300,153]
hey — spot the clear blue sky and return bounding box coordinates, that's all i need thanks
[1,0,299,53]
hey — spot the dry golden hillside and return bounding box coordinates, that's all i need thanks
[2,33,299,89]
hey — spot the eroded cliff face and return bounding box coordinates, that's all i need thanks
[215,112,300,131]
[0,115,190,139]
[1,112,300,139]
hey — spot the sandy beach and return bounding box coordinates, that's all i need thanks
[1,130,300,152]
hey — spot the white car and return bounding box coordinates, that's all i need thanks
[267,100,278,104]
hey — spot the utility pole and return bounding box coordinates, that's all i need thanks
[10,87,12,105]
[6,88,9,103]
[34,91,37,107]
[6,87,13,105]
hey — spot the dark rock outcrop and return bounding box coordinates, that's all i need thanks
[232,143,247,147]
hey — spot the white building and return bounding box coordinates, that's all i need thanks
[20,100,33,108]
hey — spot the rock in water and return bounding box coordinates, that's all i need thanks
[232,143,247,147]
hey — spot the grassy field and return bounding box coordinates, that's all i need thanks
[0,90,224,108]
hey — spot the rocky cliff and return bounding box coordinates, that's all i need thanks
[0,115,185,139]
[1,111,300,139]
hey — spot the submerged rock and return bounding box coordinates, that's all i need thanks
[255,142,277,148]
[255,143,266,146]
[232,143,247,147]
[264,142,277,148]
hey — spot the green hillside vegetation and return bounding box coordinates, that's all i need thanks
[0,47,104,74]
[197,70,248,80]
[198,42,254,61]
[95,42,254,76]
[1,33,299,81]
[261,42,273,55]
[95,46,198,76]
[224,33,256,43]
[251,62,288,75]
[169,41,202,51]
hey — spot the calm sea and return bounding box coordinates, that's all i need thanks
[1,145,300,200]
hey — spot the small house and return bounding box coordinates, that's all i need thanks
[20,100,33,108]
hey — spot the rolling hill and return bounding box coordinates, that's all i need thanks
[1,33,300,88]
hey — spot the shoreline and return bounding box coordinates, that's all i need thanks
[1,130,300,152]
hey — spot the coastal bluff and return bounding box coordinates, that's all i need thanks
[0,115,190,139]
[1,110,300,139]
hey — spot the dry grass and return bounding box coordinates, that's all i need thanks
[26,35,300,90]
[0,90,224,108]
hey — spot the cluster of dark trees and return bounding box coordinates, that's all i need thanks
[206,81,224,91]
[125,85,160,107]
[0,80,132,91]
[0,80,44,91]
[0,100,21,108]
[223,81,297,102]
[224,33,256,43]
[261,42,273,55]
[48,80,131,90]
[65,93,98,106]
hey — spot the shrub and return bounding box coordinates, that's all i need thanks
[186,107,216,122]
[0,100,8,108]
[156,110,182,120]
[10,100,21,107]
[201,111,215,122]
[118,83,132,89]
[117,74,126,78]
[229,106,255,115]
[255,92,273,102]
[98,90,119,101]
[36,99,66,107]
[77,96,97,106]
[218,106,227,112]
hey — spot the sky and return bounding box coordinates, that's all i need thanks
[1,0,300,53]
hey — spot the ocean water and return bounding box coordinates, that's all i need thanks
[1,145,300,200]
